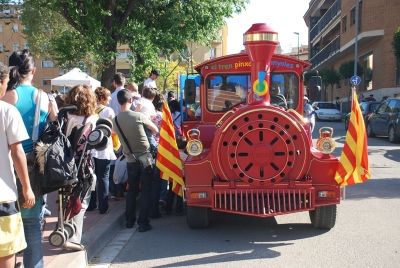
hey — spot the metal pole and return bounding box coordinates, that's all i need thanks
[354,0,359,77]
[294,32,299,59]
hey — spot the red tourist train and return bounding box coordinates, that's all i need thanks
[180,23,340,229]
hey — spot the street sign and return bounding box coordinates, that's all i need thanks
[350,75,361,85]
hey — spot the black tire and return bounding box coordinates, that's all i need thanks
[309,204,337,229]
[344,118,349,130]
[187,206,210,229]
[366,123,375,137]
[388,126,400,143]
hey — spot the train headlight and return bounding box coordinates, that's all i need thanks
[317,137,336,154]
[187,139,203,156]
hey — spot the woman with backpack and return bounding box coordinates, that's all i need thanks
[87,87,116,213]
[2,49,58,268]
[63,84,99,251]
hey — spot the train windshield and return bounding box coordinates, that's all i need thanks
[205,73,299,112]
[270,73,299,110]
[206,74,250,112]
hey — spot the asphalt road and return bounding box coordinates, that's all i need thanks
[90,120,400,268]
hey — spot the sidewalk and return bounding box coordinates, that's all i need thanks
[17,191,126,268]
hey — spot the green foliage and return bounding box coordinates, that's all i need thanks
[338,60,363,79]
[320,68,341,87]
[392,27,400,66]
[16,0,249,87]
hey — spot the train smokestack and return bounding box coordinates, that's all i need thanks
[243,23,278,104]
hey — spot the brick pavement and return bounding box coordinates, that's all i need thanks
[16,191,126,267]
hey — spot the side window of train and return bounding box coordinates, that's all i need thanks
[270,73,299,109]
[206,74,249,112]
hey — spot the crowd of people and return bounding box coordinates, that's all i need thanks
[0,49,188,268]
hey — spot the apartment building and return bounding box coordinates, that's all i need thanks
[0,8,227,92]
[0,9,62,92]
[304,0,400,103]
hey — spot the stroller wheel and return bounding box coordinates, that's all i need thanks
[72,222,78,233]
[49,230,66,247]
[64,223,75,239]
[63,229,69,241]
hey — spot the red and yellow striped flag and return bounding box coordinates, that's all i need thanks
[156,102,185,196]
[334,91,371,186]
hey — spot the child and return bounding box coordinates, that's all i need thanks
[135,87,158,154]
[126,82,141,111]
[0,62,34,268]
[165,136,187,216]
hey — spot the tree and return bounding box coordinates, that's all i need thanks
[12,0,249,88]
[319,68,340,101]
[392,27,400,66]
[339,60,363,101]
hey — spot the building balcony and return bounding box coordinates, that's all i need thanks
[310,0,341,43]
[310,35,340,68]
[310,30,384,70]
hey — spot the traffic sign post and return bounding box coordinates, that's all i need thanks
[350,75,361,86]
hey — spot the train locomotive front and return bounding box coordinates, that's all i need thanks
[183,23,341,230]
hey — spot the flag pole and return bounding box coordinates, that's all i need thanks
[354,0,359,77]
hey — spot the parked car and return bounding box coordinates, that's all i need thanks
[366,98,400,143]
[311,102,341,121]
[344,101,381,130]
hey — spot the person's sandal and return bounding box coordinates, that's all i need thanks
[62,241,85,251]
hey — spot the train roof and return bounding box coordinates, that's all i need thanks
[194,52,312,73]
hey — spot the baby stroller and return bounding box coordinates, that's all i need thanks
[45,106,112,247]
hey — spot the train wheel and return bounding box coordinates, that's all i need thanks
[187,206,210,229]
[49,230,66,247]
[309,205,337,229]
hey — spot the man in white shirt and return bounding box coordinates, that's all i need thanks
[143,70,159,89]
[109,72,126,116]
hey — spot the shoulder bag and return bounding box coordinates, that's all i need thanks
[114,115,154,171]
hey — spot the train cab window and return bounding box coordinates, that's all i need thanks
[270,74,299,109]
[206,74,249,112]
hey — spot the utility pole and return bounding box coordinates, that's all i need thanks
[294,32,300,59]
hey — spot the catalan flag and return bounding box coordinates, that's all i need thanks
[156,102,185,196]
[334,90,371,186]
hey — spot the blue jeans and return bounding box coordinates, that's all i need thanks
[145,129,158,154]
[126,161,154,227]
[150,166,162,216]
[159,180,168,203]
[22,217,44,268]
[109,164,126,196]
[90,158,111,214]
[166,181,183,213]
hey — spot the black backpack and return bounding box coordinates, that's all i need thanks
[35,113,92,194]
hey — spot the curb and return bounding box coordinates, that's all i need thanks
[46,201,126,268]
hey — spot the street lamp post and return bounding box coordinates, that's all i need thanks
[293,32,299,59]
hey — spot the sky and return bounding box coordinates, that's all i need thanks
[227,0,311,55]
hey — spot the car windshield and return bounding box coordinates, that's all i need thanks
[369,103,380,111]
[318,103,337,109]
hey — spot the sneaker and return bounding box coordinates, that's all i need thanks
[110,195,120,201]
[139,224,152,232]
[44,208,52,216]
[126,222,134,228]
[159,200,167,209]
